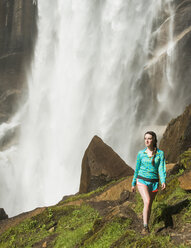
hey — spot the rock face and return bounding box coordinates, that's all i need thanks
[0,208,8,221]
[92,176,133,202]
[166,163,182,177]
[137,1,191,126]
[79,135,134,193]
[159,104,191,163]
[178,171,191,190]
[0,0,37,123]
[167,150,191,190]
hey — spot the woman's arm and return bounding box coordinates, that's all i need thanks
[158,151,166,186]
[132,151,141,187]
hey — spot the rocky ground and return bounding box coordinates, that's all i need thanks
[0,149,191,247]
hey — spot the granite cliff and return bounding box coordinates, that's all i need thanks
[160,104,191,163]
[137,0,191,125]
[0,0,37,122]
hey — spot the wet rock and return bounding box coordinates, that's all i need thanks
[79,136,134,193]
[0,0,37,122]
[92,176,133,202]
[166,163,177,174]
[42,241,47,248]
[166,163,185,177]
[61,193,76,202]
[140,1,191,127]
[178,171,191,190]
[119,190,130,203]
[0,208,8,221]
[159,104,191,163]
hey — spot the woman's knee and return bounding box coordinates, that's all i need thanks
[143,198,151,208]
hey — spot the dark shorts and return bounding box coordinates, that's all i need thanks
[137,179,159,192]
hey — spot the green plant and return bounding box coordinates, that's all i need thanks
[177,168,185,176]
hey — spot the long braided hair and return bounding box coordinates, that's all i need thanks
[144,131,157,166]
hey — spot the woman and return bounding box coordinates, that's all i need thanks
[132,131,166,234]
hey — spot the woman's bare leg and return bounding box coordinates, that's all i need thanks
[137,183,158,225]
[137,183,150,225]
[147,191,157,223]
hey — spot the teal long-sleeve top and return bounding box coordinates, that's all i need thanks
[132,148,166,187]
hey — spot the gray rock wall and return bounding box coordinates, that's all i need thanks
[159,104,191,163]
[0,0,37,122]
[136,0,191,125]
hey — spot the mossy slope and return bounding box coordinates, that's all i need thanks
[0,152,191,247]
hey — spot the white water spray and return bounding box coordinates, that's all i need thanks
[0,0,185,216]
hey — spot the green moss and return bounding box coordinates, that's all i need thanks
[113,229,174,248]
[151,201,169,229]
[155,177,180,202]
[82,217,131,248]
[1,170,191,248]
[0,209,51,248]
[166,187,187,205]
[0,204,100,248]
[177,168,185,176]
[133,191,144,214]
[53,204,99,248]
[132,234,173,248]
[180,198,191,223]
[117,229,137,247]
[178,244,191,248]
[60,187,106,204]
[179,150,191,169]
[151,177,191,230]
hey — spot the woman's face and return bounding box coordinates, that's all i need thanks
[144,133,154,148]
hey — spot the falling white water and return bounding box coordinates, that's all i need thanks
[0,0,185,217]
[156,0,177,115]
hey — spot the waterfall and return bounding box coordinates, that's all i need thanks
[0,0,186,217]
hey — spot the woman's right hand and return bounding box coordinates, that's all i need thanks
[132,186,136,192]
[161,183,166,190]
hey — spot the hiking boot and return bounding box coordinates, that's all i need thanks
[141,226,150,235]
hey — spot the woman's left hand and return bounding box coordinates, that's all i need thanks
[161,183,166,190]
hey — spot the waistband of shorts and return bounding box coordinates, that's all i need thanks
[137,175,159,183]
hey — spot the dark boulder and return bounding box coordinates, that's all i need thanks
[79,135,134,193]
[0,208,8,221]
